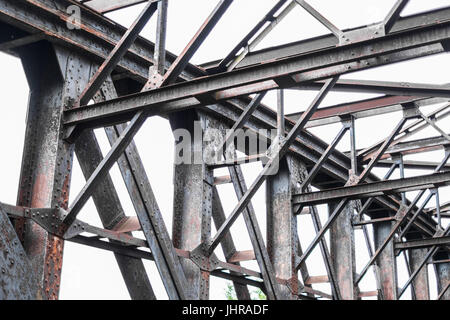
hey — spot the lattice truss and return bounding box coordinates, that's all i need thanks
[0,0,449,300]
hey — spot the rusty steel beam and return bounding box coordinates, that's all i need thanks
[14,44,90,300]
[373,221,398,300]
[74,129,156,300]
[77,0,158,106]
[99,80,190,300]
[64,21,450,127]
[266,158,301,299]
[329,201,358,300]
[211,187,251,300]
[0,0,436,234]
[207,77,338,256]
[0,206,39,299]
[293,171,450,206]
[1,0,449,302]
[396,236,450,250]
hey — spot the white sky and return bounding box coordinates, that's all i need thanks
[0,0,449,300]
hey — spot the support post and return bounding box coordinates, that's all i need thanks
[15,44,89,299]
[170,110,214,300]
[329,201,358,299]
[408,246,430,300]
[373,221,398,300]
[266,157,303,299]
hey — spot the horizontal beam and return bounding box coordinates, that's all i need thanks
[380,135,450,159]
[395,236,450,250]
[293,171,450,206]
[376,159,450,171]
[0,0,439,238]
[295,79,450,99]
[64,19,450,127]
[209,6,450,70]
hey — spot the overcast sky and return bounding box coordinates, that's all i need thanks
[0,0,449,299]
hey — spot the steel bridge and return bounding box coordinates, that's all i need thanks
[0,0,449,300]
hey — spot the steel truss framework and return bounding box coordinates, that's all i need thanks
[0,0,449,300]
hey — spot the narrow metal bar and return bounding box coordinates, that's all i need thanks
[75,129,156,300]
[215,0,290,71]
[211,187,251,300]
[435,188,442,228]
[356,163,397,219]
[384,0,410,33]
[349,116,357,174]
[78,0,158,106]
[393,154,406,204]
[277,90,285,138]
[356,190,427,285]
[358,117,407,183]
[398,226,450,298]
[229,162,281,300]
[225,1,298,71]
[64,110,148,226]
[217,92,267,157]
[300,125,348,191]
[207,77,338,255]
[154,0,168,75]
[294,0,343,38]
[310,205,342,300]
[161,0,234,85]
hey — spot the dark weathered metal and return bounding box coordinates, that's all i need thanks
[383,0,410,34]
[294,0,343,39]
[100,80,190,300]
[0,206,39,299]
[373,220,398,300]
[14,44,90,300]
[77,0,158,106]
[329,201,358,300]
[74,129,156,300]
[208,77,338,255]
[0,0,449,301]
[211,187,251,300]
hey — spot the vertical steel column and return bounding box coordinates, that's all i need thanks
[329,201,358,299]
[266,156,304,299]
[373,221,398,300]
[15,44,88,299]
[170,110,214,300]
[407,246,430,300]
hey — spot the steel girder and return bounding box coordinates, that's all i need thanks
[0,0,449,301]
